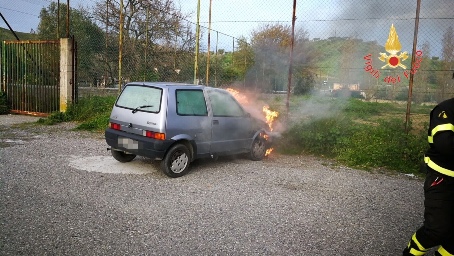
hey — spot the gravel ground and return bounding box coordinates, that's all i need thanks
[0,114,428,255]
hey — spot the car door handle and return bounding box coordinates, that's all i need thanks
[213,120,219,125]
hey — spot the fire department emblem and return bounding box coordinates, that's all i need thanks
[379,24,408,69]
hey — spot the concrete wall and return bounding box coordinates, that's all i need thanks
[60,38,73,112]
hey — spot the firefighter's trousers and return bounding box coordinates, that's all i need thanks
[403,167,454,255]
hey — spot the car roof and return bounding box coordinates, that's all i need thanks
[124,82,236,94]
[126,81,205,89]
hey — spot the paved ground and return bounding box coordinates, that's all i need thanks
[0,114,428,255]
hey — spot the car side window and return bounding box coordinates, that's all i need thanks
[176,89,208,116]
[209,90,245,117]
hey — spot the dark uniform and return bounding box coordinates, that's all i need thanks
[403,98,454,256]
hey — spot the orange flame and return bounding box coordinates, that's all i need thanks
[262,105,279,131]
[263,106,278,157]
[226,88,249,105]
[227,88,279,157]
[265,148,274,156]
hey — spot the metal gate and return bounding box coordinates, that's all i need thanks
[1,40,60,116]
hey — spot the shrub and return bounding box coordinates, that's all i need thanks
[278,101,428,174]
[66,95,116,122]
[278,115,360,157]
[37,95,116,131]
[0,91,10,114]
[334,118,426,172]
[37,111,70,125]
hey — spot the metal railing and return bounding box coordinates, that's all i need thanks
[1,40,60,116]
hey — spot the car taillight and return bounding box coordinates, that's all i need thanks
[109,122,121,130]
[143,130,166,140]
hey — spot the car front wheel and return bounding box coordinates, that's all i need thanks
[160,144,191,178]
[249,137,267,161]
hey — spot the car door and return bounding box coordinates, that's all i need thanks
[207,88,252,154]
[168,88,212,155]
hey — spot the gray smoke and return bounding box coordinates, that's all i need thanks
[304,0,454,58]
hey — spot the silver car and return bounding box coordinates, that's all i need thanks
[105,82,272,177]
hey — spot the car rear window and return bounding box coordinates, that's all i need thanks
[176,89,208,116]
[116,85,162,113]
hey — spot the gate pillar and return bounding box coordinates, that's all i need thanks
[60,38,73,112]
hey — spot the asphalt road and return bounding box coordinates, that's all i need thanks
[0,114,427,255]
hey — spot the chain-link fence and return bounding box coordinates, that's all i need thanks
[1,0,453,103]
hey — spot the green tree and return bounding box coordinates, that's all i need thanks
[207,51,239,86]
[38,3,105,84]
[248,24,316,93]
[294,70,315,95]
[248,24,293,92]
[233,37,255,85]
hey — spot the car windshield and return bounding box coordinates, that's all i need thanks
[116,85,162,113]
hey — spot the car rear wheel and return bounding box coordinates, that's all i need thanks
[160,144,191,178]
[111,149,136,162]
[249,137,266,161]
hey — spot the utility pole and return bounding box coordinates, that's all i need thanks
[57,0,60,38]
[405,0,421,134]
[206,0,212,86]
[66,0,70,38]
[193,0,201,84]
[118,0,124,91]
[104,0,109,87]
[286,0,297,120]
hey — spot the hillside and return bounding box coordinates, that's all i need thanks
[0,27,38,41]
[309,37,386,82]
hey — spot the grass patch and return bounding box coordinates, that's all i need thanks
[37,111,70,125]
[334,118,426,173]
[277,98,429,175]
[37,95,116,131]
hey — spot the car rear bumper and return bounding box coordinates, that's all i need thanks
[105,128,172,160]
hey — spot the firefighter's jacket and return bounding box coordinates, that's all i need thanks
[425,98,454,177]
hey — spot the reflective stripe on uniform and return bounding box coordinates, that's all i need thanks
[428,123,454,143]
[407,233,429,255]
[438,246,454,256]
[410,248,427,256]
[412,233,427,252]
[424,157,454,177]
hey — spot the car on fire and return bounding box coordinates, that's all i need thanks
[105,82,273,178]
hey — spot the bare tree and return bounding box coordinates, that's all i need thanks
[442,26,454,63]
[414,41,431,103]
[92,0,195,82]
[439,26,454,100]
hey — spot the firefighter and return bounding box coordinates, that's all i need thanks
[403,98,454,256]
